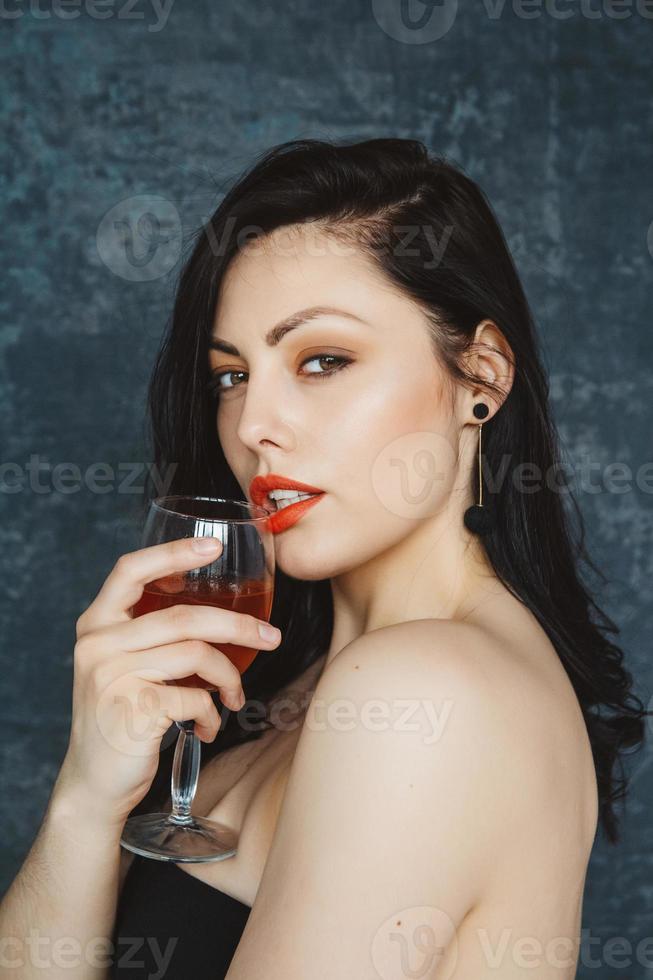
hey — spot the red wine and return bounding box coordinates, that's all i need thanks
[131,576,274,690]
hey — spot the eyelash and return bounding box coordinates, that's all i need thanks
[206,354,353,398]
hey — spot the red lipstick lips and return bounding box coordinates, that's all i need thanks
[249,473,326,534]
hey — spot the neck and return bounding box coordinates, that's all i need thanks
[323,509,501,671]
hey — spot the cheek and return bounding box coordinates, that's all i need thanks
[216,407,244,481]
[324,363,451,468]
[216,408,228,453]
[322,367,457,522]
[267,371,456,582]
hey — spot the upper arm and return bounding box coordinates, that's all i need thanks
[226,621,528,979]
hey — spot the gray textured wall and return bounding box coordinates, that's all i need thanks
[1,2,652,976]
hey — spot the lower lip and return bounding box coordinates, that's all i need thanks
[265,493,326,534]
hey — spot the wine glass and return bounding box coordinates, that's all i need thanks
[119,495,274,863]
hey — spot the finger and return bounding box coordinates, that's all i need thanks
[93,602,281,655]
[77,536,223,635]
[104,640,244,708]
[159,685,222,740]
[110,681,222,742]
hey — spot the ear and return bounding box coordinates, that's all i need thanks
[464,319,515,419]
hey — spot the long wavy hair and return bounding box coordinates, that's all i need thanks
[131,136,648,845]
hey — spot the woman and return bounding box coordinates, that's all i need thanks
[1,137,647,979]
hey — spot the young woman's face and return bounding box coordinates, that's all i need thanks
[210,222,465,581]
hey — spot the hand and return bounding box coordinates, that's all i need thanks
[55,536,282,828]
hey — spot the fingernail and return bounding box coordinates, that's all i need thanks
[191,537,221,553]
[226,690,245,711]
[258,622,281,643]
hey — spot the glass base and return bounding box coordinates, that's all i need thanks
[120,811,238,863]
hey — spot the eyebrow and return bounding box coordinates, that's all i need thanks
[209,305,370,356]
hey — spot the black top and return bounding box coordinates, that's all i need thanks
[111,854,250,978]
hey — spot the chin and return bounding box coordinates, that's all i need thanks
[275,550,335,583]
[271,533,335,581]
[273,534,373,583]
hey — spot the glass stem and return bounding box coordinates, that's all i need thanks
[169,720,200,825]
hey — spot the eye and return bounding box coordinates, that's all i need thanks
[300,353,353,377]
[207,369,247,394]
[206,353,353,398]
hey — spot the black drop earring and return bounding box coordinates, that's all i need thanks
[463,402,495,536]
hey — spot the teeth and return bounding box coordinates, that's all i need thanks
[275,498,308,511]
[267,489,317,512]
[268,489,315,500]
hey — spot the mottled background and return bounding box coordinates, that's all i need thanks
[1,1,652,975]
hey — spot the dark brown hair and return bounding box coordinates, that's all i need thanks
[132,136,649,845]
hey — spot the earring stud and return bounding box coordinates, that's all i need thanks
[463,402,495,535]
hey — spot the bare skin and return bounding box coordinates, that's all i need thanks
[118,587,598,978]
[115,223,599,976]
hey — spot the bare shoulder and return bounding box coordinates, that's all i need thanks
[316,617,504,743]
[324,616,500,681]
[312,617,546,808]
[320,615,598,836]
[327,613,584,730]
[319,615,539,744]
[227,616,581,976]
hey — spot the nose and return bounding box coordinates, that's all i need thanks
[235,371,297,455]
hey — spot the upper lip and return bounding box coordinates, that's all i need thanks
[249,473,325,513]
